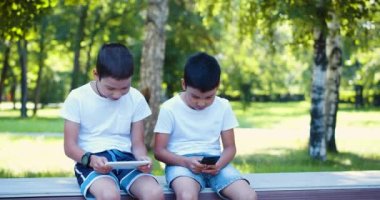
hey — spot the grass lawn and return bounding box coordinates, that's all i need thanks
[0,101,379,177]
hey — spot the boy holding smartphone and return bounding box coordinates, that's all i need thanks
[154,52,257,200]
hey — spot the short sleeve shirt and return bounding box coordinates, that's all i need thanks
[154,95,238,156]
[61,83,151,153]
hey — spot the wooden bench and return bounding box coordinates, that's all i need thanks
[1,171,379,199]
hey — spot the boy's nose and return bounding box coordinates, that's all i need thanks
[197,100,206,107]
[111,91,123,100]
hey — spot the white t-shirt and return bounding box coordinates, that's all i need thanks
[154,94,238,156]
[61,82,151,153]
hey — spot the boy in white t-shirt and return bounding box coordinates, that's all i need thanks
[61,43,163,200]
[154,52,257,200]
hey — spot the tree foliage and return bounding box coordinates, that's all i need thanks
[0,0,54,40]
[0,0,379,116]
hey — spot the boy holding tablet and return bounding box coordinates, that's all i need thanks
[62,43,163,200]
[154,52,257,200]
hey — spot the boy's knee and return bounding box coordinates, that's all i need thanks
[95,190,120,200]
[149,186,165,198]
[237,189,257,200]
[140,185,164,200]
[248,190,258,200]
[175,190,198,200]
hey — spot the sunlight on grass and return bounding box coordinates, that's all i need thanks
[0,134,73,177]
[0,134,165,178]
[0,101,379,177]
[232,101,310,128]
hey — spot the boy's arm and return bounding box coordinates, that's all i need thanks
[63,120,85,163]
[64,120,110,172]
[130,120,148,158]
[130,120,152,172]
[154,133,204,173]
[219,128,237,164]
[202,128,236,175]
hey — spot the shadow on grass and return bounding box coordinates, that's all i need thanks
[233,148,380,173]
[0,116,63,133]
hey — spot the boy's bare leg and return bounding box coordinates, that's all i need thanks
[89,177,121,200]
[221,179,258,200]
[130,175,164,200]
[171,176,201,200]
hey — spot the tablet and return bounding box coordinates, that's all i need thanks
[106,160,150,169]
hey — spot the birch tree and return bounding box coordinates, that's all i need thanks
[324,11,342,153]
[309,27,328,160]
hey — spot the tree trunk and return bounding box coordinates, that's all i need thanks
[324,12,342,153]
[33,18,47,116]
[70,4,88,91]
[7,67,17,109]
[17,38,28,118]
[0,42,10,103]
[354,84,364,108]
[309,28,328,160]
[84,6,102,83]
[139,0,169,149]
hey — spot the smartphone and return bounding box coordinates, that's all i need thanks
[200,156,220,165]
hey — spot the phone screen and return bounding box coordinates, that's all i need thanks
[200,156,220,165]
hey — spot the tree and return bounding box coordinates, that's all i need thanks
[195,0,379,160]
[139,0,169,148]
[0,0,53,117]
[0,42,10,103]
[70,4,89,90]
[324,11,343,153]
[17,36,28,117]
[32,17,48,116]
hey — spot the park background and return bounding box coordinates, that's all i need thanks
[0,0,379,178]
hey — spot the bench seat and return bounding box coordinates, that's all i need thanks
[1,171,380,199]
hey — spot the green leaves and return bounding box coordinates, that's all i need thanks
[0,0,54,40]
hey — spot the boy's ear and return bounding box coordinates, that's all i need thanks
[181,78,186,91]
[93,69,100,81]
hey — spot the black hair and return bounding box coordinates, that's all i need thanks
[96,43,134,80]
[184,52,221,92]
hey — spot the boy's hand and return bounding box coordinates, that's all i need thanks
[201,163,221,175]
[136,156,152,173]
[186,157,204,173]
[89,155,112,174]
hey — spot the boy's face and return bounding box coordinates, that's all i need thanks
[96,75,131,100]
[182,81,217,110]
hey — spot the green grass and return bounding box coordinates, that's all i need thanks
[232,101,380,128]
[232,101,311,128]
[0,107,63,133]
[0,101,379,178]
[1,101,379,132]
[234,148,380,173]
[0,117,63,133]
